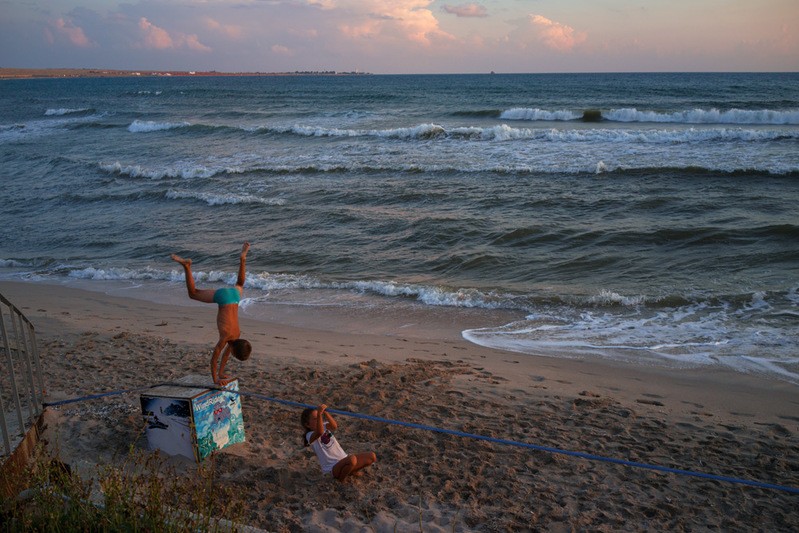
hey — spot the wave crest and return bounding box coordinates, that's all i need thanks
[45,108,94,116]
[165,190,286,206]
[128,119,191,133]
[100,161,219,179]
[500,107,799,125]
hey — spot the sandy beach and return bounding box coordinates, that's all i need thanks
[1,280,797,531]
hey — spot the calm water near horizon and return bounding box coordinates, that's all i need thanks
[1,72,798,384]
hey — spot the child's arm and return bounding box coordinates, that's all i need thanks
[210,340,232,385]
[305,404,325,444]
[319,404,338,431]
[307,404,338,444]
[217,344,233,384]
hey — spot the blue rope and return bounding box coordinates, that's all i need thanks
[43,386,159,406]
[43,383,799,495]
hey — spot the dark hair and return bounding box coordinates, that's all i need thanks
[230,339,251,361]
[300,408,314,447]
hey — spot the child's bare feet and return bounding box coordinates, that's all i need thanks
[171,254,191,268]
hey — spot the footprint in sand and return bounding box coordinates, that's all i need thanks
[636,398,665,406]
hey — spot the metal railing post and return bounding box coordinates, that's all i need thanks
[30,327,45,407]
[17,313,41,418]
[9,311,34,427]
[0,304,25,445]
[0,384,8,456]
[0,292,45,458]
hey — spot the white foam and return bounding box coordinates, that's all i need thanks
[100,161,219,179]
[68,266,167,281]
[44,108,91,116]
[165,190,286,206]
[499,107,799,125]
[605,107,799,125]
[278,122,798,144]
[500,108,580,121]
[587,289,646,306]
[461,292,799,384]
[128,119,190,133]
[285,123,447,140]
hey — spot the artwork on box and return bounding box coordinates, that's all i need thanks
[193,381,246,460]
[140,396,195,460]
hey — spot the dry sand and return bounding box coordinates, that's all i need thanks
[1,280,797,531]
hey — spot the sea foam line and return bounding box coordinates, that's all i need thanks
[121,117,799,142]
[44,107,94,116]
[500,107,799,125]
[272,123,798,143]
[100,161,221,179]
[128,119,191,133]
[165,190,286,206]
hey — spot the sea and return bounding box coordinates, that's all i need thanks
[1,72,798,385]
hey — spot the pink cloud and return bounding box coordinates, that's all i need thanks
[137,17,211,52]
[528,14,586,52]
[340,20,381,40]
[183,34,212,52]
[315,0,453,46]
[52,18,92,47]
[139,17,173,49]
[442,3,488,18]
[203,16,243,39]
[271,44,293,55]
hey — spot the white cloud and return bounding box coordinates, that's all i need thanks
[442,3,488,18]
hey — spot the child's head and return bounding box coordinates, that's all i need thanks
[300,407,316,430]
[300,408,317,446]
[230,339,252,361]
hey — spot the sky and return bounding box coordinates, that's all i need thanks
[1,0,797,74]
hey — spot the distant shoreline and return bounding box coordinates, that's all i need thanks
[0,68,372,80]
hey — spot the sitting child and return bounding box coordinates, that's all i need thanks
[301,403,376,481]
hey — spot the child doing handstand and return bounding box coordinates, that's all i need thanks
[171,242,252,385]
[301,404,376,482]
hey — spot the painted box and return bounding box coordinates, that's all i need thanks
[140,375,245,462]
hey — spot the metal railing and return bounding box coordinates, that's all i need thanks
[0,293,45,457]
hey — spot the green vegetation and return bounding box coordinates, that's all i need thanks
[1,444,244,532]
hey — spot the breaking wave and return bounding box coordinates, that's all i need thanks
[44,107,94,116]
[501,107,799,125]
[128,119,191,133]
[165,190,286,206]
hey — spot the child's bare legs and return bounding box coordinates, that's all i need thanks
[236,242,249,287]
[332,452,377,481]
[171,254,215,303]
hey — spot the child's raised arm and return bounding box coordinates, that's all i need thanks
[318,404,338,432]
